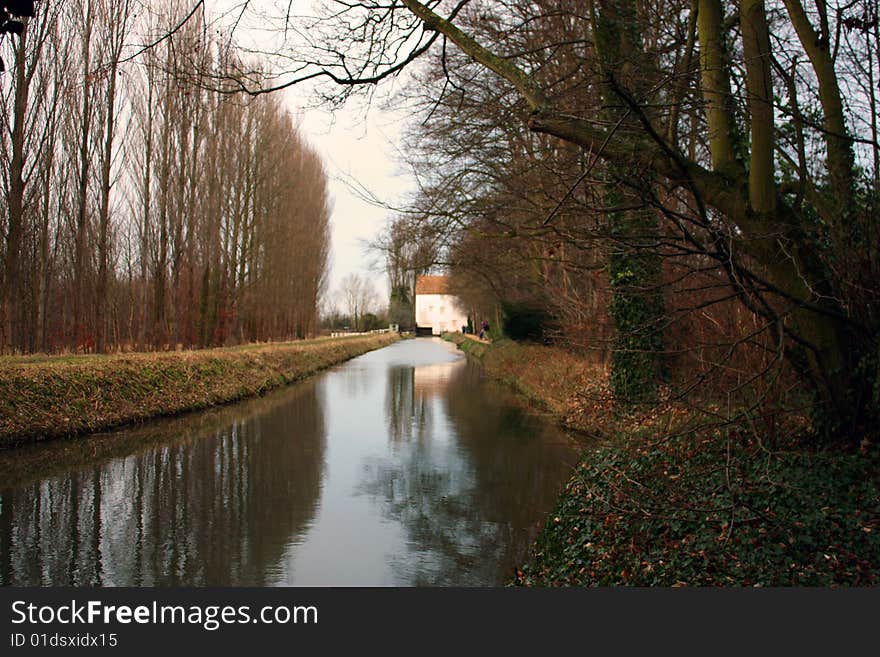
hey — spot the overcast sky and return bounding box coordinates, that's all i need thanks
[291,94,415,310]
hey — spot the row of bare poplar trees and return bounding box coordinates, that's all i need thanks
[0,1,331,354]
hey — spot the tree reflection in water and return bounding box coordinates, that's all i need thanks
[1,339,583,586]
[0,379,327,586]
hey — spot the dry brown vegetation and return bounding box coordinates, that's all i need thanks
[0,333,399,447]
[445,334,879,586]
[446,332,808,445]
[447,333,600,417]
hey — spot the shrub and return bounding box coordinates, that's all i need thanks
[502,301,552,342]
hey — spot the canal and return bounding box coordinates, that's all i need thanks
[0,338,584,586]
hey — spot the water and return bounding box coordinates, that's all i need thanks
[0,338,583,586]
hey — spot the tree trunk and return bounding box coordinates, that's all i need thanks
[4,24,30,352]
[592,0,666,402]
[96,37,121,353]
[73,1,94,351]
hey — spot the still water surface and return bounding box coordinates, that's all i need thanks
[0,339,582,586]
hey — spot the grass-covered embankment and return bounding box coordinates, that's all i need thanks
[444,333,880,586]
[444,333,597,422]
[0,333,399,447]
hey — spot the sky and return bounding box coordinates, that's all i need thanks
[289,93,415,311]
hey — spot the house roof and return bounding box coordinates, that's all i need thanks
[415,275,450,295]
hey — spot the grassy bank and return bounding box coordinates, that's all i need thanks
[445,334,880,586]
[0,333,399,447]
[444,333,601,422]
[0,376,324,491]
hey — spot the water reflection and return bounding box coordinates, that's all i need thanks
[365,347,578,585]
[0,380,326,586]
[0,338,583,586]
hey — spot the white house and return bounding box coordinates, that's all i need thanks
[415,275,468,336]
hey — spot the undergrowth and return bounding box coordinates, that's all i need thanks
[445,333,880,586]
[514,434,880,586]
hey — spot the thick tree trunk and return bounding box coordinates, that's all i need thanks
[697,0,744,178]
[592,0,666,402]
[740,0,775,215]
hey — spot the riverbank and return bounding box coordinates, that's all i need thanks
[0,333,400,447]
[444,333,608,431]
[445,333,880,586]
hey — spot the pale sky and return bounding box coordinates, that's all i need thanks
[290,93,415,311]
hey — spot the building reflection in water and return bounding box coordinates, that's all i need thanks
[371,349,579,585]
[385,358,467,446]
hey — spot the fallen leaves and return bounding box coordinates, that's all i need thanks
[514,433,880,587]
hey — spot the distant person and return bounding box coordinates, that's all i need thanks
[479,320,489,340]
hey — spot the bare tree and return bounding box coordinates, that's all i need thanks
[338,272,379,332]
[221,0,879,439]
[0,1,333,353]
